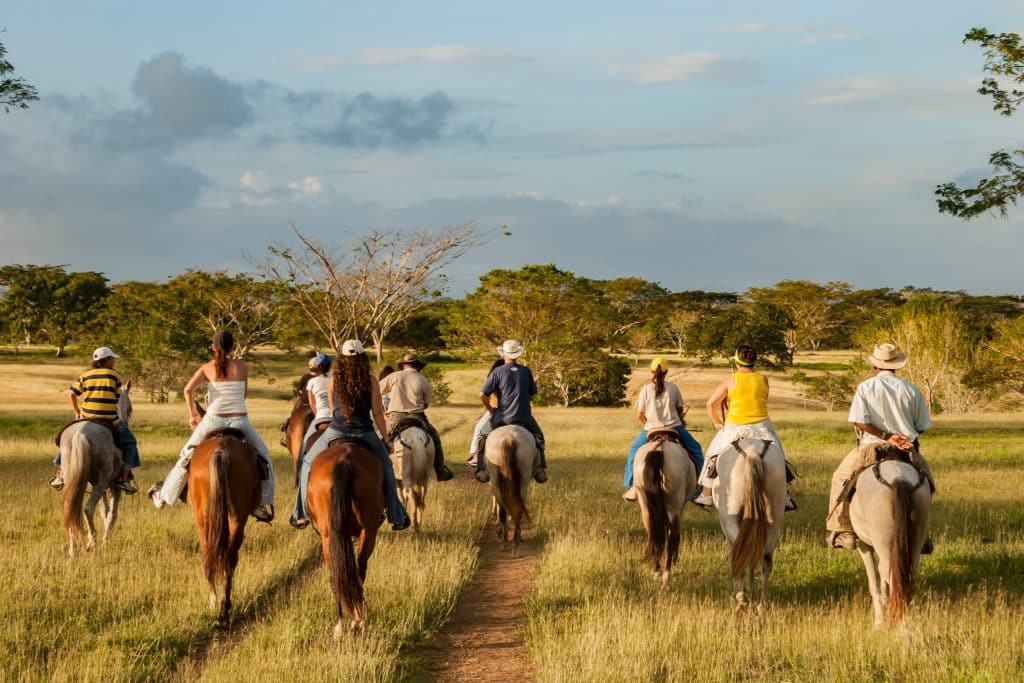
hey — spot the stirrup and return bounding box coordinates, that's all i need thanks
[252,505,274,524]
[435,465,454,482]
[533,468,548,484]
[475,470,490,483]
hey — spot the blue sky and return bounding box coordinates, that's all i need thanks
[1,1,1022,294]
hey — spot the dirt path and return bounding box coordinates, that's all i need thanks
[418,506,538,682]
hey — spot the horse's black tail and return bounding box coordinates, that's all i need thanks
[328,458,363,622]
[204,445,231,589]
[641,448,669,567]
[888,478,917,624]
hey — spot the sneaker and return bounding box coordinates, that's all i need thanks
[475,470,490,483]
[112,479,138,494]
[785,493,798,512]
[622,488,638,502]
[391,519,411,531]
[533,468,548,484]
[690,493,714,508]
[148,484,166,510]
[49,475,65,491]
[435,465,455,482]
[828,530,858,549]
[289,515,310,530]
[252,504,274,524]
[466,456,477,468]
[921,536,934,555]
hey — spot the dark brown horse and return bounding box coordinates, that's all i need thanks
[281,395,313,484]
[306,440,384,638]
[187,430,261,628]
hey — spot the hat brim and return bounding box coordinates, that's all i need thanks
[496,346,524,359]
[399,359,426,369]
[864,353,907,369]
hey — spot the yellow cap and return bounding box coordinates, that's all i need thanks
[650,357,668,373]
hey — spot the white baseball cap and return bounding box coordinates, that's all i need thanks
[92,347,120,361]
[341,339,365,356]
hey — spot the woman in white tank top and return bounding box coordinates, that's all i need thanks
[147,331,276,522]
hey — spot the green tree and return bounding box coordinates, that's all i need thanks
[0,37,39,113]
[662,290,738,354]
[592,277,670,343]
[687,301,794,366]
[746,280,851,354]
[936,28,1024,218]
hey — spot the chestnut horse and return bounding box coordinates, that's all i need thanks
[281,395,313,484]
[187,430,261,628]
[306,440,384,638]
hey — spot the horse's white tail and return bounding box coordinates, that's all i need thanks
[730,449,770,580]
[62,431,90,542]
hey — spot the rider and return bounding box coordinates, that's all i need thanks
[148,330,276,523]
[298,352,333,454]
[380,353,454,482]
[468,358,505,467]
[475,340,548,484]
[622,357,704,502]
[827,343,934,550]
[690,345,796,510]
[50,346,139,493]
[290,339,410,531]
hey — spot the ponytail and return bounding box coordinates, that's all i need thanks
[653,367,667,397]
[213,346,228,380]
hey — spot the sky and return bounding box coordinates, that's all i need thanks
[1,1,1022,295]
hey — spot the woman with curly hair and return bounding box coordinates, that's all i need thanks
[290,340,410,531]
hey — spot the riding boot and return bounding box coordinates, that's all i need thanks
[252,504,274,524]
[432,437,454,482]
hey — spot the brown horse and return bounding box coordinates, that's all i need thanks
[187,430,261,628]
[306,440,384,638]
[281,395,313,484]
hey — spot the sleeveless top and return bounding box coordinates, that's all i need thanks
[330,389,373,432]
[307,374,332,420]
[726,372,768,425]
[206,380,247,415]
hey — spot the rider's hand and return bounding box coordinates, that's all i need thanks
[883,431,914,451]
[189,414,200,429]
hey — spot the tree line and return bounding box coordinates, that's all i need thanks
[3,232,1022,412]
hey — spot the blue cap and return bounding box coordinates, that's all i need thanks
[309,352,332,370]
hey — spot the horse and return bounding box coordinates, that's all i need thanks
[391,425,433,533]
[306,440,384,638]
[482,425,536,558]
[713,438,787,611]
[849,460,932,628]
[60,381,133,557]
[631,434,696,589]
[186,430,261,628]
[281,394,313,484]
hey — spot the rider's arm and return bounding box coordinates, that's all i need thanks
[68,390,81,419]
[480,392,495,416]
[636,410,647,426]
[307,388,317,414]
[852,421,913,451]
[183,365,209,429]
[370,378,391,449]
[706,378,730,430]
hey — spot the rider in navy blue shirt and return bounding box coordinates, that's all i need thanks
[475,340,548,484]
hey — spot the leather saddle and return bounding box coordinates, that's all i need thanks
[201,429,268,479]
[647,428,682,445]
[54,418,123,451]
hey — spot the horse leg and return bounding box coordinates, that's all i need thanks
[858,546,885,628]
[664,516,681,590]
[756,551,773,613]
[497,505,508,549]
[511,512,521,559]
[103,489,122,544]
[83,486,104,552]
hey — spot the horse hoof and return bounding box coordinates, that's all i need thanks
[351,621,365,638]
[333,622,346,640]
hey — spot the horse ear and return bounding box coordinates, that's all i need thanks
[124,379,132,393]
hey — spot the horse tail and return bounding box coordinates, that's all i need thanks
[498,435,531,526]
[730,449,770,580]
[641,448,668,567]
[203,444,231,589]
[327,458,363,621]
[62,431,90,541]
[888,478,917,624]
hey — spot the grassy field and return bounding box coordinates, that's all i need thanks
[1,350,1022,681]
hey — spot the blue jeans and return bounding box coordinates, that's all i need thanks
[623,426,703,489]
[294,426,409,526]
[478,415,547,472]
[54,421,140,470]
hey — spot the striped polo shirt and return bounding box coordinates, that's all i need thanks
[70,368,122,421]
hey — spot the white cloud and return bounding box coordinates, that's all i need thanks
[298,45,528,70]
[729,23,861,46]
[733,23,815,33]
[792,76,889,107]
[288,175,323,197]
[241,170,271,193]
[793,31,862,46]
[607,53,759,84]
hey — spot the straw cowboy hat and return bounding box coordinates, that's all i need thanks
[497,339,525,359]
[864,343,908,370]
[397,352,426,370]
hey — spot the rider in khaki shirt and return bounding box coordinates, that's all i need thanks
[380,353,454,482]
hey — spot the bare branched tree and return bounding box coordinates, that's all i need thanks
[258,223,487,359]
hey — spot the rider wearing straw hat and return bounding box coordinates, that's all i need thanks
[380,352,455,482]
[827,343,935,550]
[475,340,549,484]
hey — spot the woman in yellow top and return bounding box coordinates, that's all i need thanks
[690,345,795,509]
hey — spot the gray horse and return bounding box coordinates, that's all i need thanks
[59,381,132,557]
[849,460,931,627]
[482,425,536,558]
[392,425,434,533]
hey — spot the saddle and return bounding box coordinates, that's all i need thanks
[202,429,269,480]
[837,443,929,505]
[303,421,329,453]
[705,439,795,483]
[54,418,123,452]
[646,428,682,445]
[388,416,426,442]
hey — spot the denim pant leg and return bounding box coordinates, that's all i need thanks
[160,414,223,505]
[356,431,409,525]
[117,422,141,469]
[674,426,704,478]
[624,430,648,488]
[470,412,490,456]
[294,428,336,520]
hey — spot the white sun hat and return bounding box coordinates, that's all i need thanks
[864,343,908,370]
[496,339,525,359]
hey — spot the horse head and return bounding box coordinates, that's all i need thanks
[118,379,133,423]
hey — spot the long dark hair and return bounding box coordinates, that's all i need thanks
[212,330,235,380]
[487,358,504,376]
[652,366,667,397]
[333,353,371,421]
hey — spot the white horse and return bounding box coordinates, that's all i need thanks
[631,435,696,589]
[483,425,536,558]
[849,460,931,628]
[713,438,786,610]
[391,425,433,533]
[59,381,133,557]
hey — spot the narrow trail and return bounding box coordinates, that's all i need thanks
[418,483,539,683]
